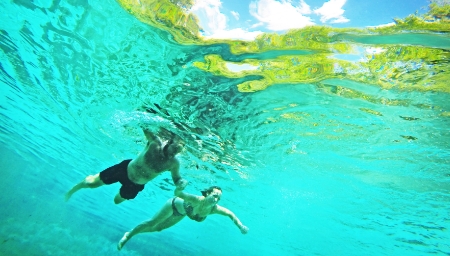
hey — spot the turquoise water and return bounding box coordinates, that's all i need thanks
[1,0,450,256]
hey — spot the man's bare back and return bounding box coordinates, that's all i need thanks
[127,140,180,184]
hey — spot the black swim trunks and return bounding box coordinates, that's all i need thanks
[99,159,145,200]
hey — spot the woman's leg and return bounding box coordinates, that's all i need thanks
[117,199,180,250]
[153,215,185,231]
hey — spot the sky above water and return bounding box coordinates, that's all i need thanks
[191,0,430,40]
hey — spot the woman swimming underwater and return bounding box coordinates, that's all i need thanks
[117,185,249,250]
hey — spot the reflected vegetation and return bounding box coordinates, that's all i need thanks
[117,0,450,96]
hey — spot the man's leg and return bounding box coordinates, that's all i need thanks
[65,173,105,201]
[114,193,126,204]
[115,182,144,204]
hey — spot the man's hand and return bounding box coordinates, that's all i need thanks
[174,179,188,197]
[175,178,188,190]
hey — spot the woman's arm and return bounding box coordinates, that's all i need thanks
[174,186,202,204]
[213,205,249,234]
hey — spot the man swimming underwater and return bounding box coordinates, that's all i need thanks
[66,127,188,204]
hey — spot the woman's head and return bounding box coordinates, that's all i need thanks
[201,186,222,196]
[201,186,222,203]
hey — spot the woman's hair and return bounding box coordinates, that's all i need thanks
[201,186,222,197]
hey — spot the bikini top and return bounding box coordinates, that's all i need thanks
[183,202,216,222]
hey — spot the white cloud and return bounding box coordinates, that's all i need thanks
[231,11,240,20]
[190,0,263,40]
[298,0,312,14]
[250,22,264,29]
[191,0,228,33]
[191,0,261,40]
[366,22,395,28]
[314,0,349,24]
[249,0,315,31]
[204,28,263,41]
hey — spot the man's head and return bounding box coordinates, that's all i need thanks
[163,139,185,158]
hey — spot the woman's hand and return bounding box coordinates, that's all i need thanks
[239,225,249,234]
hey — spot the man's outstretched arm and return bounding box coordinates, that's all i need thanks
[170,162,188,189]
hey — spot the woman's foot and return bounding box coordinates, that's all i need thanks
[117,232,130,250]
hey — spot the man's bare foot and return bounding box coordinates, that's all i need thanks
[65,185,80,202]
[65,191,73,202]
[117,232,130,250]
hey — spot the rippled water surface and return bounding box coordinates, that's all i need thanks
[1,0,449,256]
